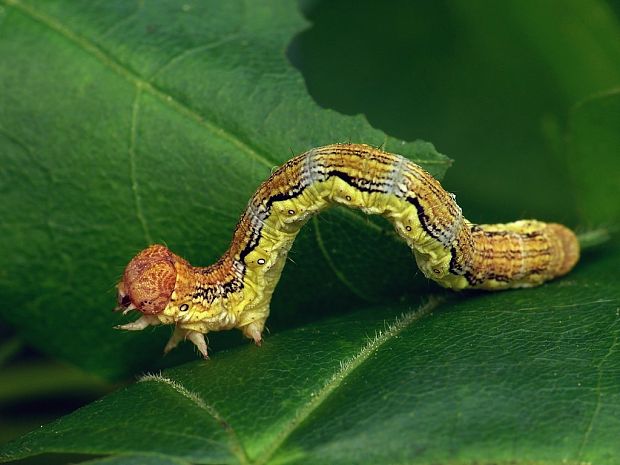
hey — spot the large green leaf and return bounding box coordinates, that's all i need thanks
[2,1,620,464]
[1,239,619,464]
[0,0,449,379]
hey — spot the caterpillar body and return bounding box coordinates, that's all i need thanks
[115,143,579,358]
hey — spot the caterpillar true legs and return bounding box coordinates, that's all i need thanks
[114,144,579,358]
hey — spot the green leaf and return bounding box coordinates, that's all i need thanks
[1,239,619,464]
[2,1,620,464]
[0,0,449,379]
[568,90,620,224]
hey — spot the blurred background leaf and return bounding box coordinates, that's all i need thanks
[567,89,620,224]
[293,0,620,224]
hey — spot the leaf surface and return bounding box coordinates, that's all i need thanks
[1,1,620,464]
[0,0,448,378]
[1,241,619,464]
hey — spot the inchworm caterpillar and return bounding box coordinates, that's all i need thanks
[114,143,579,358]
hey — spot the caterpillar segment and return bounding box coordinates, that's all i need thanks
[114,143,580,358]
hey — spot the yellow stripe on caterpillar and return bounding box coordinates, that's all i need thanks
[114,143,579,358]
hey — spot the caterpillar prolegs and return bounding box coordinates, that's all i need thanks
[114,143,579,358]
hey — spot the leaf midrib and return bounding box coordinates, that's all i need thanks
[138,374,250,465]
[253,297,443,465]
[134,298,443,465]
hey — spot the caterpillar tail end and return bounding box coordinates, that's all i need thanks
[546,223,580,277]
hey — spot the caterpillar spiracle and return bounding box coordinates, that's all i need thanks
[114,143,580,358]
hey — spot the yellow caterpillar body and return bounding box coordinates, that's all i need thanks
[115,144,579,358]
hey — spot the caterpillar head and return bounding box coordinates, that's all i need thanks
[115,244,177,315]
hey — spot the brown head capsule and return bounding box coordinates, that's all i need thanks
[116,244,177,315]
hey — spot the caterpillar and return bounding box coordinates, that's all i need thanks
[114,143,580,358]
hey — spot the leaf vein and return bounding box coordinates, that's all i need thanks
[3,0,276,170]
[128,86,152,245]
[139,373,250,465]
[577,317,619,458]
[254,297,444,465]
[96,0,144,40]
[311,216,372,302]
[149,33,243,80]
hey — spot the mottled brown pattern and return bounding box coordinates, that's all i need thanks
[119,244,178,315]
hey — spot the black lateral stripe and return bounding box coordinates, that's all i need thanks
[264,182,306,209]
[448,245,480,285]
[200,179,310,301]
[193,277,243,303]
[327,169,392,193]
[239,168,392,270]
[464,271,484,286]
[449,246,462,274]
[484,273,511,283]
[221,165,454,299]
[238,181,307,266]
[481,230,542,239]
[330,170,468,281]
[406,196,441,240]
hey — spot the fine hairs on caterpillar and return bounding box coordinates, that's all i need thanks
[114,143,580,358]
